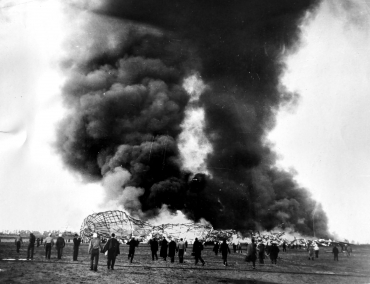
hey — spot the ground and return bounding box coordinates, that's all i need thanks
[0,240,369,284]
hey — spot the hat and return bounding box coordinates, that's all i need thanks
[111,233,115,237]
[93,233,98,238]
[74,234,78,237]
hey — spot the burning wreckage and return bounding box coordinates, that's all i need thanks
[80,210,336,246]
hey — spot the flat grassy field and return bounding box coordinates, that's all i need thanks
[0,241,369,283]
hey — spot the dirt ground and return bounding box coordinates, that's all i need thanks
[1,241,369,284]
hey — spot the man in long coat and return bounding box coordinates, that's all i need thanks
[168,237,177,263]
[213,242,220,256]
[160,237,168,261]
[103,233,120,270]
[269,242,280,264]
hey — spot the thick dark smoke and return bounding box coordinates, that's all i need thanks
[58,0,330,237]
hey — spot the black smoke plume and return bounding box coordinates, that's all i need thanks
[58,0,330,237]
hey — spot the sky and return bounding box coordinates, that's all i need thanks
[0,0,369,243]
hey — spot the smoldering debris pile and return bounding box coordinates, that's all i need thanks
[58,0,330,238]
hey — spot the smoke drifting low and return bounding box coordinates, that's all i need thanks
[57,0,330,237]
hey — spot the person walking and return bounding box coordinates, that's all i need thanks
[27,233,36,260]
[160,237,168,261]
[73,234,82,261]
[36,238,40,247]
[333,244,339,261]
[193,238,205,266]
[103,233,120,270]
[232,242,237,253]
[149,237,159,261]
[237,242,243,253]
[346,244,352,257]
[213,242,220,256]
[56,234,66,259]
[44,233,54,259]
[88,233,103,272]
[127,237,138,263]
[269,242,280,264]
[168,237,177,263]
[219,239,231,266]
[308,245,315,260]
[15,233,23,253]
[245,238,257,269]
[177,238,186,263]
[257,240,265,264]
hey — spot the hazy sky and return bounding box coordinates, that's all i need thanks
[0,0,369,243]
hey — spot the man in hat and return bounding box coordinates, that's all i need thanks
[127,237,139,263]
[56,233,66,259]
[44,233,54,259]
[332,244,339,261]
[73,233,82,261]
[88,233,103,271]
[15,233,23,253]
[177,238,186,263]
[246,238,257,269]
[26,233,36,260]
[103,233,120,270]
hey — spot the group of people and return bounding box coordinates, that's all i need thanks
[15,233,82,261]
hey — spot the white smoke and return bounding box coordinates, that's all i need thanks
[178,74,213,174]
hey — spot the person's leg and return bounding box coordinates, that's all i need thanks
[17,242,20,253]
[90,252,94,270]
[200,255,205,265]
[47,245,51,259]
[130,251,134,263]
[94,251,99,271]
[111,255,116,269]
[252,260,256,269]
[195,255,199,265]
[27,244,31,259]
[30,245,34,259]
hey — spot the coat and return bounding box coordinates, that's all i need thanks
[160,239,168,258]
[149,239,158,252]
[270,244,280,259]
[168,240,177,257]
[220,242,230,255]
[192,239,204,256]
[127,239,138,253]
[103,238,120,257]
[213,243,219,253]
[56,237,65,249]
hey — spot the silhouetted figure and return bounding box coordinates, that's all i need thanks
[88,233,103,272]
[149,237,159,260]
[56,234,66,259]
[308,245,314,260]
[168,238,177,263]
[73,234,81,261]
[237,243,243,253]
[213,242,220,256]
[233,243,237,253]
[44,233,54,259]
[282,242,287,252]
[160,237,168,261]
[185,240,188,249]
[15,234,23,253]
[103,233,120,270]
[193,238,205,266]
[257,241,265,264]
[27,233,36,260]
[269,242,280,264]
[314,243,319,258]
[332,245,339,261]
[246,239,257,269]
[219,239,231,266]
[177,238,186,263]
[127,237,139,263]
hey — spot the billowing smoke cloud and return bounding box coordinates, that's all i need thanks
[57,0,330,237]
